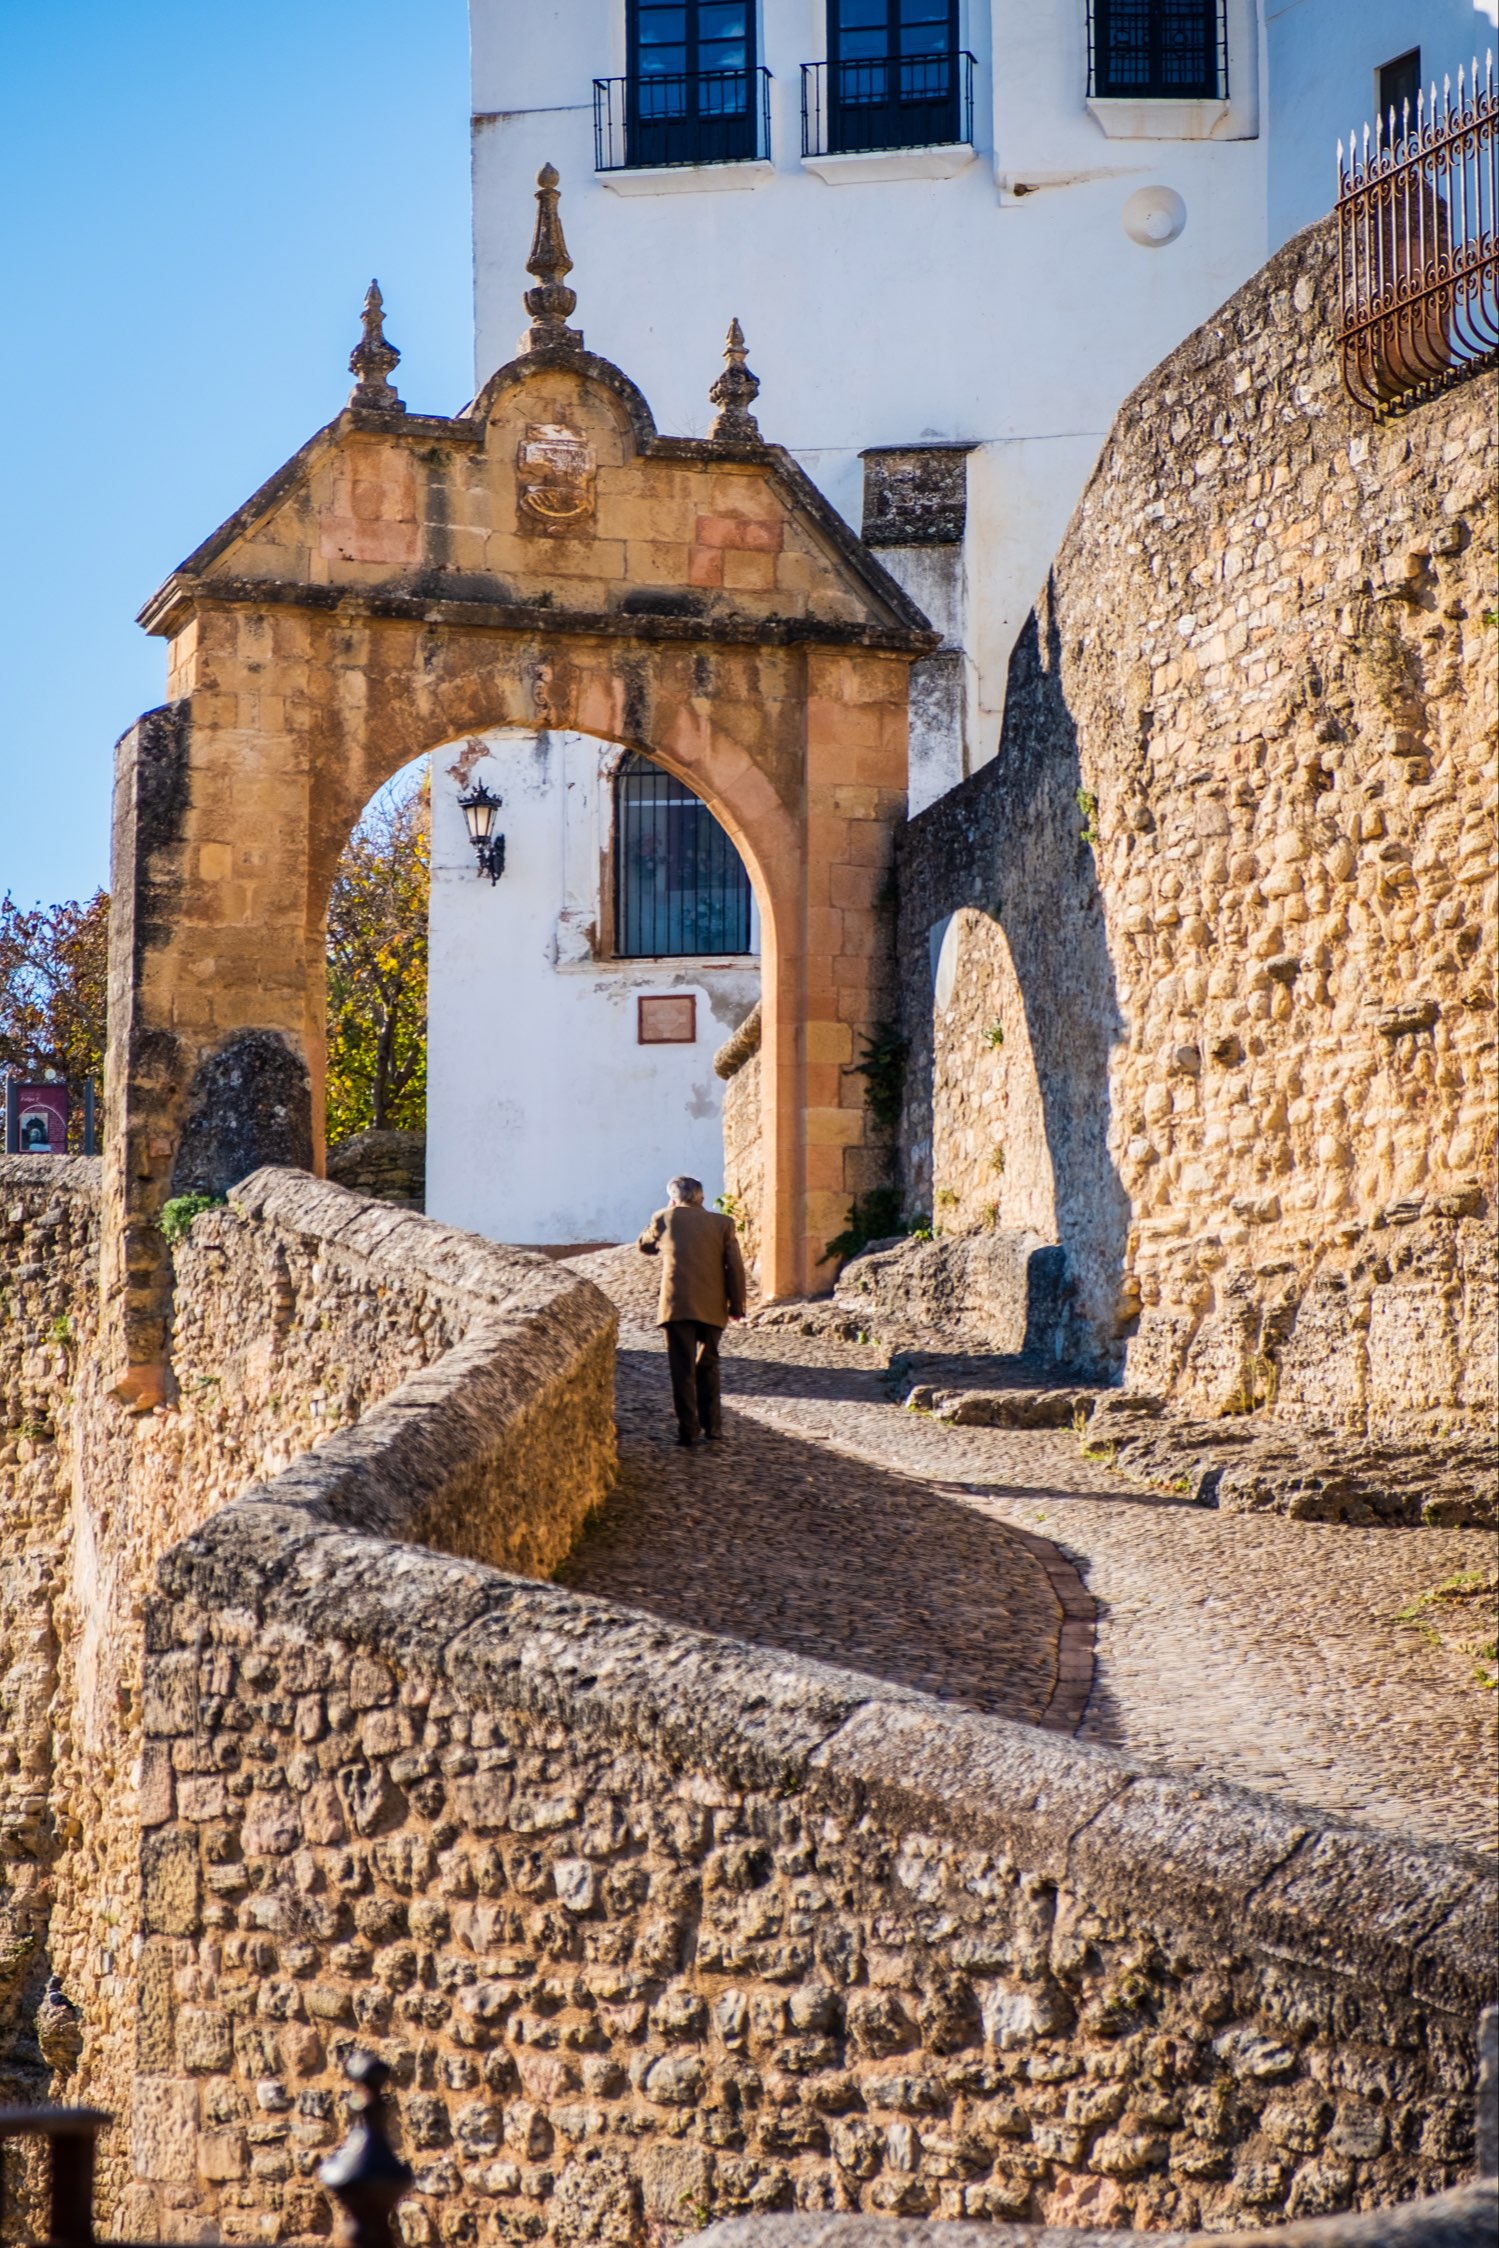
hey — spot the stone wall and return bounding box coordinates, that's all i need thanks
[132,1500,1495,2245]
[896,215,1497,1432]
[0,1160,617,2231]
[325,1130,427,1209]
[0,1158,101,2137]
[716,1006,763,1285]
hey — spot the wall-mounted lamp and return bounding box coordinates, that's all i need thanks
[458,780,506,882]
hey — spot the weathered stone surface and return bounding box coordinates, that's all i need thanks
[169,1029,313,1197]
[836,1233,1080,1364]
[896,215,1497,1439]
[0,1155,615,2227]
[693,2177,1498,2247]
[134,1530,1495,2241]
[325,1125,426,1207]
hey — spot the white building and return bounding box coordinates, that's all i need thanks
[426,729,760,1251]
[429,0,1473,1255]
[469,0,1270,801]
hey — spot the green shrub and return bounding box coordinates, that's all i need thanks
[159,1193,222,1246]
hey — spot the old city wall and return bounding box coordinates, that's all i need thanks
[0,1159,101,2136]
[717,1005,764,1283]
[0,1159,616,2225]
[897,215,1498,1429]
[131,1497,1494,2247]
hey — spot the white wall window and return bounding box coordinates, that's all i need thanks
[614,752,754,958]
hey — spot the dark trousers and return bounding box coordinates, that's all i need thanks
[664,1320,723,1439]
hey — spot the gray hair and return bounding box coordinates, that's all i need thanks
[668,1175,704,1205]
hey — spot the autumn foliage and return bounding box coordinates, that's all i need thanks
[2,774,429,1155]
[0,889,109,1144]
[325,770,430,1143]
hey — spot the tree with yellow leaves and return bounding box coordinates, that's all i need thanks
[325,770,429,1143]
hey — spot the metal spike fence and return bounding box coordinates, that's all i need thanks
[1337,55,1499,414]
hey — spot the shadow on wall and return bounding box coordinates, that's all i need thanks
[898,584,1131,1366]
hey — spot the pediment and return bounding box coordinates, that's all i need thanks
[139,343,934,655]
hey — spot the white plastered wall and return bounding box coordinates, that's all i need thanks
[470,1,1269,772]
[1264,0,1498,249]
[426,730,760,1248]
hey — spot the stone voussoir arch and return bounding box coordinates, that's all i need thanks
[104,166,936,1404]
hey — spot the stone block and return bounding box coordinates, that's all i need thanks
[132,2077,200,2184]
[142,1826,202,1937]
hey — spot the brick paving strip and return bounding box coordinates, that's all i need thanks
[564,1250,1498,1860]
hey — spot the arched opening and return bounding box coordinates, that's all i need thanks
[320,754,431,1208]
[424,728,761,1257]
[930,907,1056,1239]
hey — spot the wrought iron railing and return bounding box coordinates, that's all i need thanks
[593,67,771,171]
[1337,56,1499,415]
[801,50,975,158]
[1086,0,1227,102]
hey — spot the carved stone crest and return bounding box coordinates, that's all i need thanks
[516,422,596,536]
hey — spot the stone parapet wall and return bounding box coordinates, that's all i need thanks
[695,2176,1499,2248]
[154,1169,617,1578]
[896,216,1498,1433]
[0,1158,102,2127]
[0,1163,617,2232]
[325,1130,427,1209]
[130,1487,1495,2245]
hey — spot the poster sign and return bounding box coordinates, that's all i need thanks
[16,1083,69,1154]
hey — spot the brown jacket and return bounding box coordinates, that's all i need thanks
[637,1202,748,1328]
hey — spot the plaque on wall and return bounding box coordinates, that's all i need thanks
[638,995,697,1045]
[516,422,596,537]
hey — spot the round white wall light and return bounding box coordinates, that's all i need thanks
[1122,186,1187,248]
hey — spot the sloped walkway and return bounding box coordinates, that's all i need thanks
[562,1249,1498,1860]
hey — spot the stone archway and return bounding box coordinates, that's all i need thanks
[104,169,934,1402]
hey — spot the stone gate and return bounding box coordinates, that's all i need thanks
[104,167,934,1403]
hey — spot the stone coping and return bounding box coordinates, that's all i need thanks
[0,1153,103,1198]
[160,1497,1498,2023]
[169,1167,618,1555]
[691,2178,1497,2248]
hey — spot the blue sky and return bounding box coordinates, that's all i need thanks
[0,0,472,907]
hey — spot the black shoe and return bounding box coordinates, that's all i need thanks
[676,1430,699,1448]
[703,1428,723,1442]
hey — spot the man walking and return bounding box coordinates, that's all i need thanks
[637,1175,748,1447]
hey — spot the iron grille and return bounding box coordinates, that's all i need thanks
[594,67,771,170]
[615,754,753,958]
[1337,56,1499,415]
[801,49,974,156]
[1087,0,1226,101]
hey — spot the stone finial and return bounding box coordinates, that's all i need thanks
[709,318,761,441]
[521,163,583,352]
[348,281,404,412]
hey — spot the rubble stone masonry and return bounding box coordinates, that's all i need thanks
[897,215,1497,1430]
[0,1159,615,2227]
[3,1162,1496,2246]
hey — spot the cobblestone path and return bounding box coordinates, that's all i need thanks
[562,1250,1498,1859]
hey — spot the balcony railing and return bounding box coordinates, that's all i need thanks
[1337,56,1499,415]
[594,67,771,171]
[1086,0,1227,102]
[801,50,975,159]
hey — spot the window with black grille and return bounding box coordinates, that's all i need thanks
[615,753,753,958]
[825,0,964,151]
[624,0,759,166]
[1089,0,1224,101]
